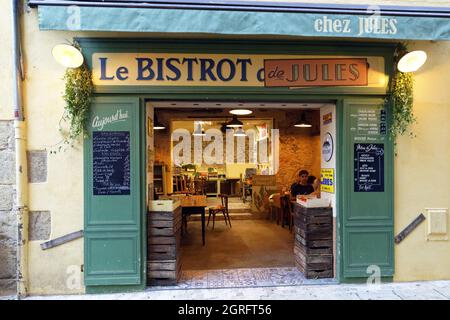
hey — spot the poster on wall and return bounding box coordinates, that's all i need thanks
[354,143,384,192]
[93,131,131,196]
[322,132,334,162]
[256,123,268,141]
[320,168,335,193]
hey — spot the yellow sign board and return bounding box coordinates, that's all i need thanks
[321,168,335,193]
[92,53,386,87]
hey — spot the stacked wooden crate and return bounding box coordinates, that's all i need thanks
[293,204,333,279]
[147,201,182,286]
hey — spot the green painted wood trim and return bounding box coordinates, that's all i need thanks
[86,284,145,294]
[339,98,394,280]
[83,90,393,290]
[84,96,146,291]
[140,99,148,287]
[339,277,393,284]
[76,38,396,96]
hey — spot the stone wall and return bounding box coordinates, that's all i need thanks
[0,121,16,296]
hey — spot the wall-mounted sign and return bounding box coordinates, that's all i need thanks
[350,105,387,142]
[92,53,385,88]
[323,112,332,125]
[93,131,131,196]
[354,143,384,192]
[264,58,368,87]
[322,132,334,162]
[252,175,276,186]
[320,168,335,193]
[256,123,268,141]
[91,109,129,131]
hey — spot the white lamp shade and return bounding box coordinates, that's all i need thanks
[230,109,252,115]
[233,128,246,136]
[397,50,427,73]
[52,44,84,68]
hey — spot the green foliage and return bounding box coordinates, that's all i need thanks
[390,72,415,139]
[50,44,93,154]
[389,45,416,153]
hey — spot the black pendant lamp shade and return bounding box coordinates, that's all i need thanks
[294,112,312,128]
[226,115,244,128]
[153,115,166,130]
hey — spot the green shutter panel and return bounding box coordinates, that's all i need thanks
[341,99,394,279]
[84,97,142,286]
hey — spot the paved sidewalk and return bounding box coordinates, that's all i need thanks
[20,280,450,300]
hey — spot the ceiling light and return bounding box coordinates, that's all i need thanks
[294,112,312,128]
[226,115,243,128]
[52,44,84,68]
[233,128,246,137]
[230,109,252,115]
[153,116,166,130]
[397,50,427,72]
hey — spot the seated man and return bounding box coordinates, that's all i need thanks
[290,170,314,198]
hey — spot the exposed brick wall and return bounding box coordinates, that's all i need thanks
[276,110,321,190]
[0,120,16,296]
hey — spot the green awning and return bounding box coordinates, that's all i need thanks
[38,6,450,40]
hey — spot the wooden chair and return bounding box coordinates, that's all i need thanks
[207,194,232,230]
[269,193,283,224]
[281,194,294,232]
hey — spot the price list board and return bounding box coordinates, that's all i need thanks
[349,105,386,143]
[93,131,131,196]
[350,104,386,192]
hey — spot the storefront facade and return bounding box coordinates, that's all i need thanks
[0,0,449,296]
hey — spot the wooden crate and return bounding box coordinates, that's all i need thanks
[147,206,183,286]
[293,204,333,279]
[147,259,182,286]
[294,224,332,241]
[294,233,333,249]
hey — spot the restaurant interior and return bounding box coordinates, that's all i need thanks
[148,101,334,284]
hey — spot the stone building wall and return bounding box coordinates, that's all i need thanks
[0,121,16,296]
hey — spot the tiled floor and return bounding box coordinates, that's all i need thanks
[151,267,336,290]
[181,219,295,270]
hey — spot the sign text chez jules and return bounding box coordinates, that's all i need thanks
[95,56,369,87]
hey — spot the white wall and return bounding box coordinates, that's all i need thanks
[320,104,337,216]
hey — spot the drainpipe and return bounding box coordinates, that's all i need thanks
[12,0,29,299]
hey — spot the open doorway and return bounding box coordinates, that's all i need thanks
[146,101,337,288]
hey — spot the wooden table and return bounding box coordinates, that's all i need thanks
[180,195,208,246]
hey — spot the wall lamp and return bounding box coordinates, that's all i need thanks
[52,44,84,68]
[397,50,427,73]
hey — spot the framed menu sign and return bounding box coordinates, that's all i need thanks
[354,143,384,192]
[93,131,131,195]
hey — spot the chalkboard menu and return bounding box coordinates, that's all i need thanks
[93,131,131,196]
[354,143,384,192]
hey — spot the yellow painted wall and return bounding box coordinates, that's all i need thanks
[0,1,448,295]
[393,40,450,282]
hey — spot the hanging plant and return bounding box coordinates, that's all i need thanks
[388,44,416,153]
[51,42,93,153]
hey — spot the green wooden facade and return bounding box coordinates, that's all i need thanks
[80,39,396,292]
